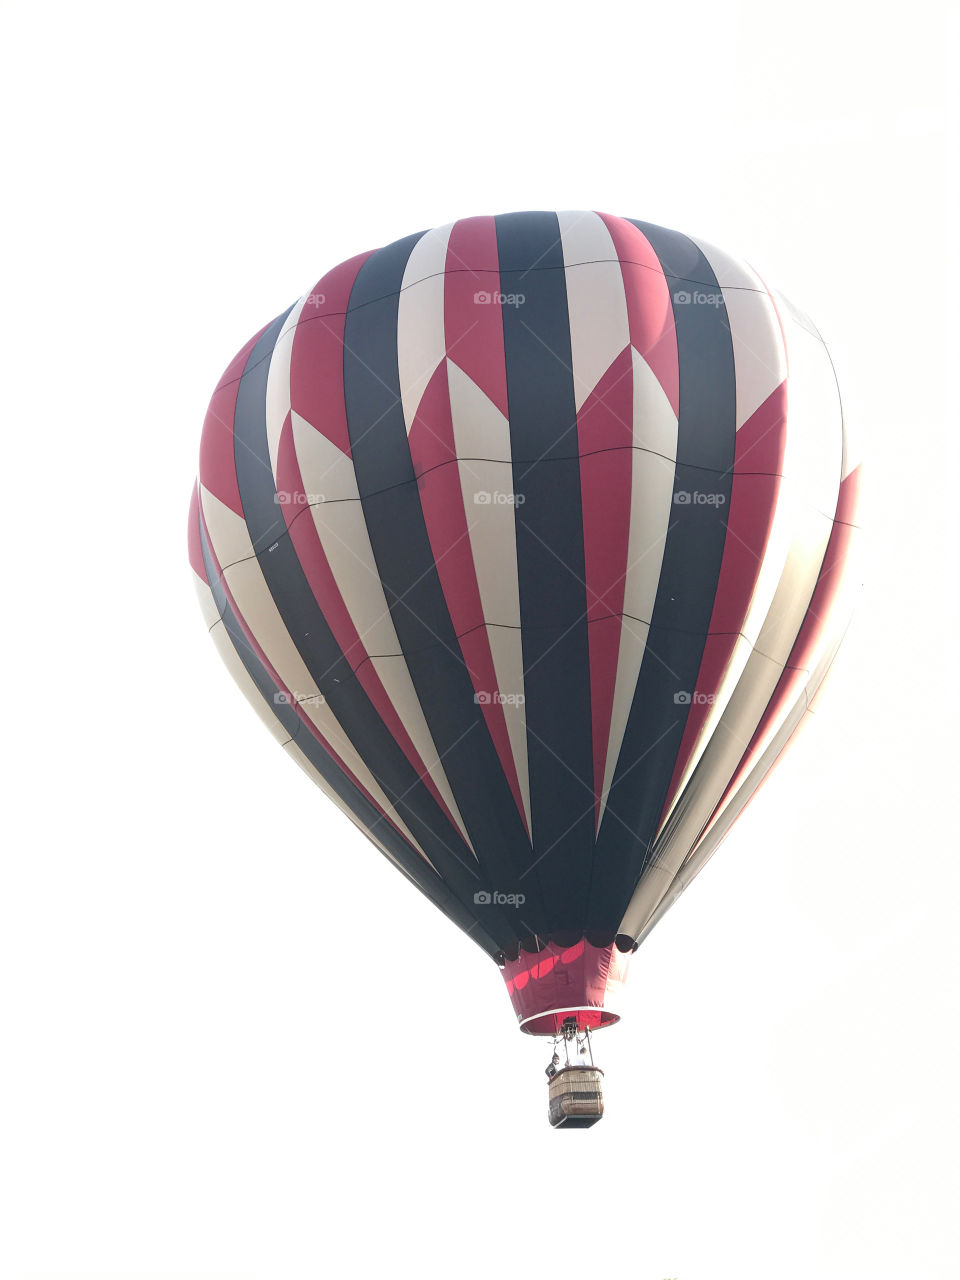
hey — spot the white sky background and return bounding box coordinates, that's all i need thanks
[1,1,957,1277]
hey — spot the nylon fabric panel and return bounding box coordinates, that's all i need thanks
[227,310,512,941]
[586,221,736,931]
[193,498,504,954]
[343,231,547,940]
[496,211,595,935]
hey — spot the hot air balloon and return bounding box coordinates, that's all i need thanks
[188,211,860,1127]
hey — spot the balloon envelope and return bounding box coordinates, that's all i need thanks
[189,212,860,1034]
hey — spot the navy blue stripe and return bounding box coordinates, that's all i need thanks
[194,505,503,957]
[587,220,736,931]
[226,310,519,946]
[343,233,547,942]
[496,212,595,935]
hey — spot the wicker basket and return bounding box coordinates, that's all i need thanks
[547,1065,605,1128]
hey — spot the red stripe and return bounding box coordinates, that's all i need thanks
[198,325,268,517]
[596,212,680,417]
[733,379,790,474]
[407,365,480,627]
[273,408,466,837]
[658,383,788,821]
[698,464,862,831]
[405,359,457,473]
[576,347,634,822]
[289,251,373,458]
[408,363,530,834]
[197,498,419,855]
[443,216,509,417]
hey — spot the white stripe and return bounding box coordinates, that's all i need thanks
[629,346,680,461]
[200,536,435,869]
[685,237,756,288]
[289,414,475,851]
[192,567,222,630]
[617,321,844,938]
[208,618,294,748]
[200,485,444,851]
[655,274,792,822]
[558,211,630,411]
[558,213,679,833]
[447,360,531,833]
[201,484,322,703]
[728,291,786,432]
[291,416,395,654]
[633,594,857,946]
[197,562,333,760]
[623,529,841,937]
[265,294,310,481]
[597,353,677,831]
[716,527,860,819]
[446,356,512,461]
[397,223,454,433]
[693,237,788,431]
[289,409,361,503]
[657,312,841,831]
